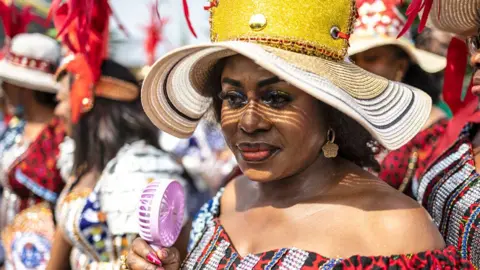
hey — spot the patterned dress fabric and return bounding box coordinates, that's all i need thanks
[56,140,188,269]
[415,123,480,267]
[0,117,26,229]
[378,119,449,195]
[0,117,25,267]
[184,189,473,269]
[0,117,65,270]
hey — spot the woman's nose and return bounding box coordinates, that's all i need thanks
[238,102,272,134]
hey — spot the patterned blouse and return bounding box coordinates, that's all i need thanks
[183,189,473,269]
[415,123,480,266]
[0,117,65,270]
[55,140,188,270]
[378,119,448,195]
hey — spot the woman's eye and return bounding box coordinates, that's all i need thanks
[261,91,292,108]
[218,91,248,109]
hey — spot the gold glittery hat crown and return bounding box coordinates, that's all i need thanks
[206,0,357,60]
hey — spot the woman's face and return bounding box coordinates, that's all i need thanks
[54,76,72,136]
[351,46,409,81]
[1,82,29,116]
[220,55,327,182]
[2,81,26,107]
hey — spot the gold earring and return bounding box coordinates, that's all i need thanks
[322,128,338,158]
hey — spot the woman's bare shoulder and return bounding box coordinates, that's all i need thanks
[361,186,445,254]
[333,170,445,254]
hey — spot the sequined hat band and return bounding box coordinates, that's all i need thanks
[5,52,57,74]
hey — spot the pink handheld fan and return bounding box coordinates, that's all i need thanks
[137,179,185,250]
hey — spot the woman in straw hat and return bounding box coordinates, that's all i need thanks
[0,32,66,270]
[348,0,448,195]
[395,0,480,266]
[45,1,193,269]
[125,0,474,269]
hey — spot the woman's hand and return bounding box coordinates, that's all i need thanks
[126,238,181,270]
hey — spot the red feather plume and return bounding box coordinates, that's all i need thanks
[144,1,168,66]
[49,0,112,123]
[181,0,197,38]
[397,0,435,37]
[0,1,47,59]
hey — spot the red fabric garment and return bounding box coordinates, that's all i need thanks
[188,206,474,269]
[4,113,12,124]
[379,118,449,192]
[430,99,480,168]
[442,38,473,115]
[416,123,480,266]
[7,117,66,211]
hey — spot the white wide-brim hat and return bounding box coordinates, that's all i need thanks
[0,33,60,93]
[348,37,447,73]
[0,60,59,93]
[142,41,431,151]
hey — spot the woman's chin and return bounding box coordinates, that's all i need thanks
[242,168,276,182]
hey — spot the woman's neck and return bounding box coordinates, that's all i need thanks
[21,100,55,142]
[250,156,347,208]
[23,101,54,124]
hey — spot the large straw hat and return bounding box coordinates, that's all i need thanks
[142,0,432,151]
[0,33,60,93]
[427,0,480,36]
[349,0,446,73]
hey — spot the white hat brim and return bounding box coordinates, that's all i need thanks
[0,60,60,93]
[142,41,432,151]
[348,37,447,73]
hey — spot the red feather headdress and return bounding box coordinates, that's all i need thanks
[397,0,435,37]
[144,1,168,66]
[0,1,46,59]
[49,0,111,123]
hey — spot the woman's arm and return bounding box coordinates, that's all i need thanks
[47,228,72,270]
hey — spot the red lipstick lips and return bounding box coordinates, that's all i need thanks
[237,143,279,162]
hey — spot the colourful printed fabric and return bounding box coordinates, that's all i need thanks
[6,117,65,209]
[0,117,25,267]
[415,123,480,267]
[185,189,473,269]
[379,119,448,194]
[57,141,188,270]
[1,203,55,270]
[0,117,25,156]
[0,117,65,270]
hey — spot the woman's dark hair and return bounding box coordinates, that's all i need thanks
[72,59,160,174]
[389,45,442,104]
[33,91,57,109]
[324,106,380,170]
[205,59,380,171]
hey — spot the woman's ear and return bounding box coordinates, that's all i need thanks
[398,58,410,75]
[394,58,410,81]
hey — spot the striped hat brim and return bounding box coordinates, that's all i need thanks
[427,0,480,36]
[142,41,431,150]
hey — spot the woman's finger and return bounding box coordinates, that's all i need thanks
[126,249,161,270]
[131,237,162,266]
[156,247,181,269]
